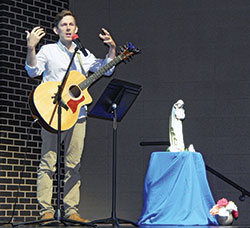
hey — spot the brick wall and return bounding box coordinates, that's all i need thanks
[0,0,68,223]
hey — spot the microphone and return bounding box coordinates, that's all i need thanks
[72,34,88,57]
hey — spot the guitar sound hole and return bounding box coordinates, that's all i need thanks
[69,85,81,99]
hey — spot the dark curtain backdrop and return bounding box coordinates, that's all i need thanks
[69,1,250,225]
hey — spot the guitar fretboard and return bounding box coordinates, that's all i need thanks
[79,54,123,90]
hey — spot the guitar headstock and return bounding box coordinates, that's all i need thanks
[119,42,141,62]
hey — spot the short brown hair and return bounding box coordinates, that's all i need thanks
[53,10,76,27]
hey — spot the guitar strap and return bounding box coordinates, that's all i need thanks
[76,51,88,113]
[76,52,87,77]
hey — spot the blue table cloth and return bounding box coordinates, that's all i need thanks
[138,151,218,226]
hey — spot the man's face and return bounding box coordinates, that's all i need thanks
[54,15,78,43]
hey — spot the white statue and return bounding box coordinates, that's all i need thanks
[168,99,195,152]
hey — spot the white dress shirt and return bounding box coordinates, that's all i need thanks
[25,40,115,118]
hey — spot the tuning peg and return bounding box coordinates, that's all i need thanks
[119,46,124,52]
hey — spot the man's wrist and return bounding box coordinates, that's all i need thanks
[27,46,36,52]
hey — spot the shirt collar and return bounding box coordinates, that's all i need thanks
[57,40,77,53]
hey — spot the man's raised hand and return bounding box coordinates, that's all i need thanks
[26,26,46,50]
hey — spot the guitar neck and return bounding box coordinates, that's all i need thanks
[79,54,123,90]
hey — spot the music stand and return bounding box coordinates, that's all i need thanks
[89,78,142,227]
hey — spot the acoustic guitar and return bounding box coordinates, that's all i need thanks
[29,42,140,133]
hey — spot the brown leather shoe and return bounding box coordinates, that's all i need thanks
[41,212,54,220]
[40,212,57,226]
[67,213,90,223]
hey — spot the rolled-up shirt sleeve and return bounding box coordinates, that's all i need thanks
[89,54,115,76]
[24,46,47,78]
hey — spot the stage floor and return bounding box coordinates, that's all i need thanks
[0,225,249,228]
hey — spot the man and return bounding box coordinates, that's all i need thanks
[25,10,116,223]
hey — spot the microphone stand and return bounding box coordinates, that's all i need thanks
[52,47,94,226]
[53,47,78,223]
